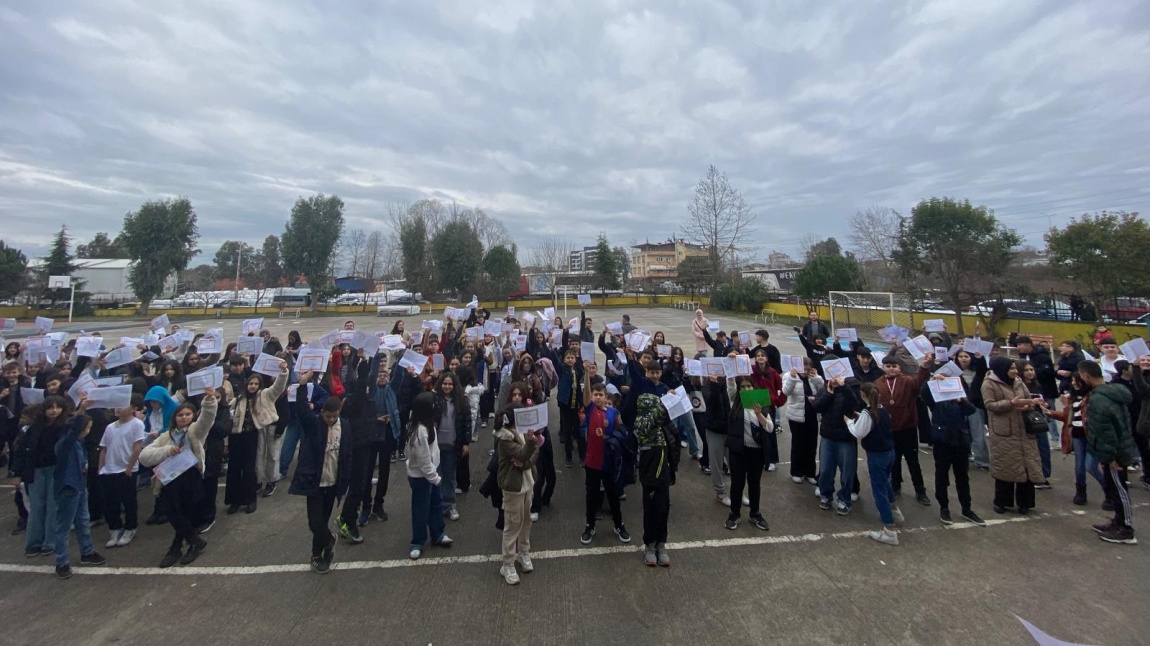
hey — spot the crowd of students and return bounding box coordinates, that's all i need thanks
[0,306,1142,584]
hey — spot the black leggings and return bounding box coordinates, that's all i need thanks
[729,448,765,517]
[531,429,556,513]
[788,418,819,479]
[225,431,259,506]
[641,483,670,545]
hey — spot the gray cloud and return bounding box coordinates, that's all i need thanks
[1,0,1148,262]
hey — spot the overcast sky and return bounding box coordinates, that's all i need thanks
[2,0,1148,264]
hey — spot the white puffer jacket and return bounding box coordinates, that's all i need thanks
[782,372,824,423]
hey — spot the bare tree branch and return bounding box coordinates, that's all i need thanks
[680,165,756,285]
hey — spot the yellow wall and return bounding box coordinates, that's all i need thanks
[0,306,29,318]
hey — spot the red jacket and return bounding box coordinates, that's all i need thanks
[750,365,786,408]
[874,367,930,431]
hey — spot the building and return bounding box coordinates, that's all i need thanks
[30,258,178,302]
[568,246,599,274]
[630,239,708,283]
[742,265,801,293]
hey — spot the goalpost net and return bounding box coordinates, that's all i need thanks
[828,291,916,347]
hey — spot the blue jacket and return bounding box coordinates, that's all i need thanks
[144,386,179,434]
[53,416,88,494]
[555,362,584,410]
[370,370,402,441]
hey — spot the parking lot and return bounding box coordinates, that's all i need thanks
[2,306,1147,645]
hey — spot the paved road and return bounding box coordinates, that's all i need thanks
[2,308,1145,645]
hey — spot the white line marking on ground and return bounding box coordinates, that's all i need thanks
[4,504,1142,577]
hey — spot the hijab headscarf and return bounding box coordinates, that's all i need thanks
[989,356,1015,385]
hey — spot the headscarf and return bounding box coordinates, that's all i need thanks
[989,356,1015,385]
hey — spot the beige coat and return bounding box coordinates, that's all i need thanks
[139,395,218,494]
[981,373,1044,484]
[230,367,288,432]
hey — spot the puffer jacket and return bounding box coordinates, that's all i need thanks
[981,373,1044,484]
[230,367,288,432]
[495,427,538,492]
[138,395,218,494]
[782,372,824,423]
[1084,383,1136,466]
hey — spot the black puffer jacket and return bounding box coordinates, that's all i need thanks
[812,383,860,443]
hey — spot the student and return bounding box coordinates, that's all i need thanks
[406,391,454,560]
[1077,361,1137,544]
[874,355,933,505]
[142,385,179,525]
[795,330,829,376]
[782,359,824,485]
[279,374,329,483]
[982,357,1044,515]
[855,383,904,546]
[333,361,376,544]
[289,375,353,573]
[52,402,106,579]
[579,361,631,545]
[922,375,986,527]
[14,394,70,557]
[359,354,401,525]
[752,329,782,374]
[225,365,288,514]
[635,392,678,565]
[139,388,219,568]
[749,348,785,471]
[813,375,861,515]
[725,379,771,531]
[555,349,585,469]
[851,347,884,383]
[193,385,233,534]
[495,408,540,585]
[434,371,472,522]
[1018,360,1054,488]
[98,395,146,549]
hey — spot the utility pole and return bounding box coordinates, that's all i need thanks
[234,249,242,302]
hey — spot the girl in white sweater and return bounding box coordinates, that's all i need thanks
[406,392,453,559]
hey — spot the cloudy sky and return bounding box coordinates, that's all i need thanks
[1,0,1148,264]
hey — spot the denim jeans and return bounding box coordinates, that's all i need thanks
[1073,437,1104,488]
[278,420,302,480]
[54,487,95,566]
[866,450,896,526]
[26,467,57,553]
[968,410,989,468]
[408,476,446,549]
[817,438,857,506]
[1035,432,1052,479]
[675,413,701,458]
[438,445,458,507]
[1047,419,1060,454]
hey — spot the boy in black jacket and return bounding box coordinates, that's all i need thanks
[922,376,986,527]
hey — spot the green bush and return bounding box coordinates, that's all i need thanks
[712,281,769,313]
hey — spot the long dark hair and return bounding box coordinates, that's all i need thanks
[408,391,437,446]
[859,382,880,420]
[435,371,466,412]
[727,377,752,422]
[32,395,70,428]
[390,320,405,335]
[159,359,185,390]
[287,331,302,349]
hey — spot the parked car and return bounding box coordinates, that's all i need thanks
[965,299,1070,320]
[1104,297,1150,322]
[213,299,255,308]
[1128,312,1150,325]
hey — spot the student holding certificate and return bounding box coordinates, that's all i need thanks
[138,387,218,568]
[225,362,288,515]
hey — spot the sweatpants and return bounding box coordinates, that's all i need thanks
[531,429,556,513]
[1102,465,1133,529]
[933,442,972,512]
[584,467,622,529]
[307,487,337,557]
[705,430,728,495]
[788,418,819,479]
[224,431,258,506]
[501,488,533,567]
[256,426,282,485]
[729,447,765,518]
[994,479,1036,510]
[891,429,926,494]
[641,483,670,545]
[100,473,138,531]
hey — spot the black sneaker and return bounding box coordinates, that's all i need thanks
[245,501,257,514]
[262,482,277,497]
[916,492,932,506]
[961,510,987,527]
[565,460,575,469]
[725,514,740,530]
[323,533,335,563]
[311,556,329,574]
[397,450,406,461]
[145,513,165,525]
[372,505,388,522]
[1102,499,1115,512]
[614,525,631,543]
[180,538,207,565]
[197,520,216,535]
[702,465,712,475]
[11,517,26,535]
[80,551,107,566]
[750,514,769,531]
[939,508,953,525]
[1098,526,1137,545]
[389,451,397,464]
[159,549,182,569]
[55,564,73,580]
[1093,520,1118,534]
[818,496,831,511]
[1035,481,1052,490]
[580,525,595,544]
[226,504,240,515]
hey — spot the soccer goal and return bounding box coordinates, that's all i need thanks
[828,291,916,346]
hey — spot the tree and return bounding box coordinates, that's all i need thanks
[40,226,82,306]
[120,197,200,313]
[0,241,28,302]
[281,194,345,310]
[676,255,713,296]
[212,241,256,287]
[897,197,1021,335]
[1045,211,1150,310]
[680,165,756,287]
[803,237,842,261]
[612,246,631,286]
[76,232,127,259]
[529,237,574,302]
[254,235,286,289]
[848,206,901,286]
[483,244,521,307]
[593,232,621,290]
[179,264,215,314]
[430,220,483,296]
[793,253,866,301]
[340,228,368,277]
[398,215,433,298]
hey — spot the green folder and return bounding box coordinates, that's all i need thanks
[740,389,774,409]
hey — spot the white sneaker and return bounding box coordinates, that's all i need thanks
[767,463,777,472]
[529,512,539,523]
[371,477,378,485]
[516,553,534,572]
[116,529,137,547]
[500,565,521,585]
[804,477,818,486]
[715,493,731,506]
[814,486,821,497]
[448,506,460,521]
[791,476,802,484]
[892,507,905,525]
[851,492,860,502]
[869,528,899,546]
[741,495,750,506]
[409,548,422,560]
[106,530,124,549]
